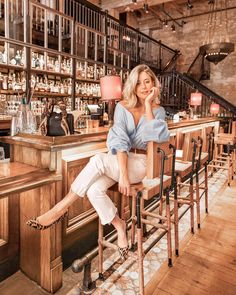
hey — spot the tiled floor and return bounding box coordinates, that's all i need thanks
[0,168,231,295]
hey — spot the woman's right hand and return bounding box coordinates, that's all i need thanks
[145,87,159,105]
[118,173,131,196]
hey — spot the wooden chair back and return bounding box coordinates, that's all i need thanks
[146,135,176,179]
[177,130,202,162]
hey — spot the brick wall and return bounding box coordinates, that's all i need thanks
[150,9,236,107]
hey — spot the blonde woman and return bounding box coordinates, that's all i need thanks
[27,64,170,260]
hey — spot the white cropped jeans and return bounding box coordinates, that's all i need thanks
[71,152,147,225]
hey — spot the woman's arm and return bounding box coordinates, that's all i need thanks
[117,151,130,196]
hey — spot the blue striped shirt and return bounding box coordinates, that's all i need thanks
[107,103,170,155]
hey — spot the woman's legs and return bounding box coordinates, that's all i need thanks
[86,175,128,248]
[111,214,128,248]
[30,152,146,233]
[30,153,120,227]
[36,190,78,226]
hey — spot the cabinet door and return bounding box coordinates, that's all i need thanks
[0,194,20,281]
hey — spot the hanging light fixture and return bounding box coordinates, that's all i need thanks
[200,0,234,65]
[143,1,149,14]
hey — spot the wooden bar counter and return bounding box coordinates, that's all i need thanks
[0,118,220,293]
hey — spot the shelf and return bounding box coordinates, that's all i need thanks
[33,92,71,98]
[31,68,72,78]
[0,63,26,71]
[0,90,25,95]
[75,94,100,99]
[76,78,100,83]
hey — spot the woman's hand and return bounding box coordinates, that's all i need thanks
[145,87,160,105]
[118,173,130,196]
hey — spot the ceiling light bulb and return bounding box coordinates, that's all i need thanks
[187,0,193,9]
[143,3,149,13]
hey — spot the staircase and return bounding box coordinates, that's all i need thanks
[159,71,236,117]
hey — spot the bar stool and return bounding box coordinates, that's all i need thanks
[134,141,176,295]
[168,130,209,241]
[97,140,177,295]
[208,130,236,186]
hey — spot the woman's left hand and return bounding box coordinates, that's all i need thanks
[118,174,131,196]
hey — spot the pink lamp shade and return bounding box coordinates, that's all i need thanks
[210,103,220,114]
[190,92,202,106]
[100,75,122,101]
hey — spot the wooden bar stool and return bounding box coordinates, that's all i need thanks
[168,129,210,242]
[208,131,236,186]
[134,141,176,295]
[97,141,176,295]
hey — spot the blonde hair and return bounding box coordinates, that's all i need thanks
[122,64,161,108]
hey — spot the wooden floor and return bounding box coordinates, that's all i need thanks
[146,179,236,295]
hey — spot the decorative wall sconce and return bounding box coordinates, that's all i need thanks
[210,103,220,115]
[190,92,202,119]
[190,92,202,106]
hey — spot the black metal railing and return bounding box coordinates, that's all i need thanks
[187,52,210,82]
[159,71,236,117]
[62,0,179,73]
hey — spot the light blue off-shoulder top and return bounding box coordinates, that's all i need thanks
[107,103,170,155]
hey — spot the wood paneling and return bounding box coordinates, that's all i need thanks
[0,193,20,281]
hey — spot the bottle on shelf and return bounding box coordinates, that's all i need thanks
[16,98,37,134]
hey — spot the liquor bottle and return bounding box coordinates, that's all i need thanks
[2,75,8,90]
[32,52,36,68]
[39,55,45,69]
[15,50,22,66]
[2,49,7,64]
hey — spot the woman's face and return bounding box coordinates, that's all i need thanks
[135,71,154,101]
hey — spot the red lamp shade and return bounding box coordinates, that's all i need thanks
[210,103,220,114]
[100,75,122,101]
[190,92,202,106]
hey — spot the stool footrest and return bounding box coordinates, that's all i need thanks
[101,240,118,251]
[212,159,229,164]
[208,164,230,170]
[177,199,191,205]
[141,218,168,230]
[179,183,191,187]
[142,210,167,221]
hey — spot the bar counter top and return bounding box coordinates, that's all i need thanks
[0,117,220,152]
[0,161,61,197]
[0,115,11,130]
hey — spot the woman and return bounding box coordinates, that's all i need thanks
[27,64,170,260]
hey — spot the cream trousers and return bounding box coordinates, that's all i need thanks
[71,152,147,225]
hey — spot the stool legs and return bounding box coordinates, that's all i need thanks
[166,189,173,267]
[98,219,104,279]
[205,163,209,214]
[130,194,136,251]
[173,176,179,256]
[136,192,144,295]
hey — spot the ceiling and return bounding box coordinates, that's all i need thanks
[99,0,236,27]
